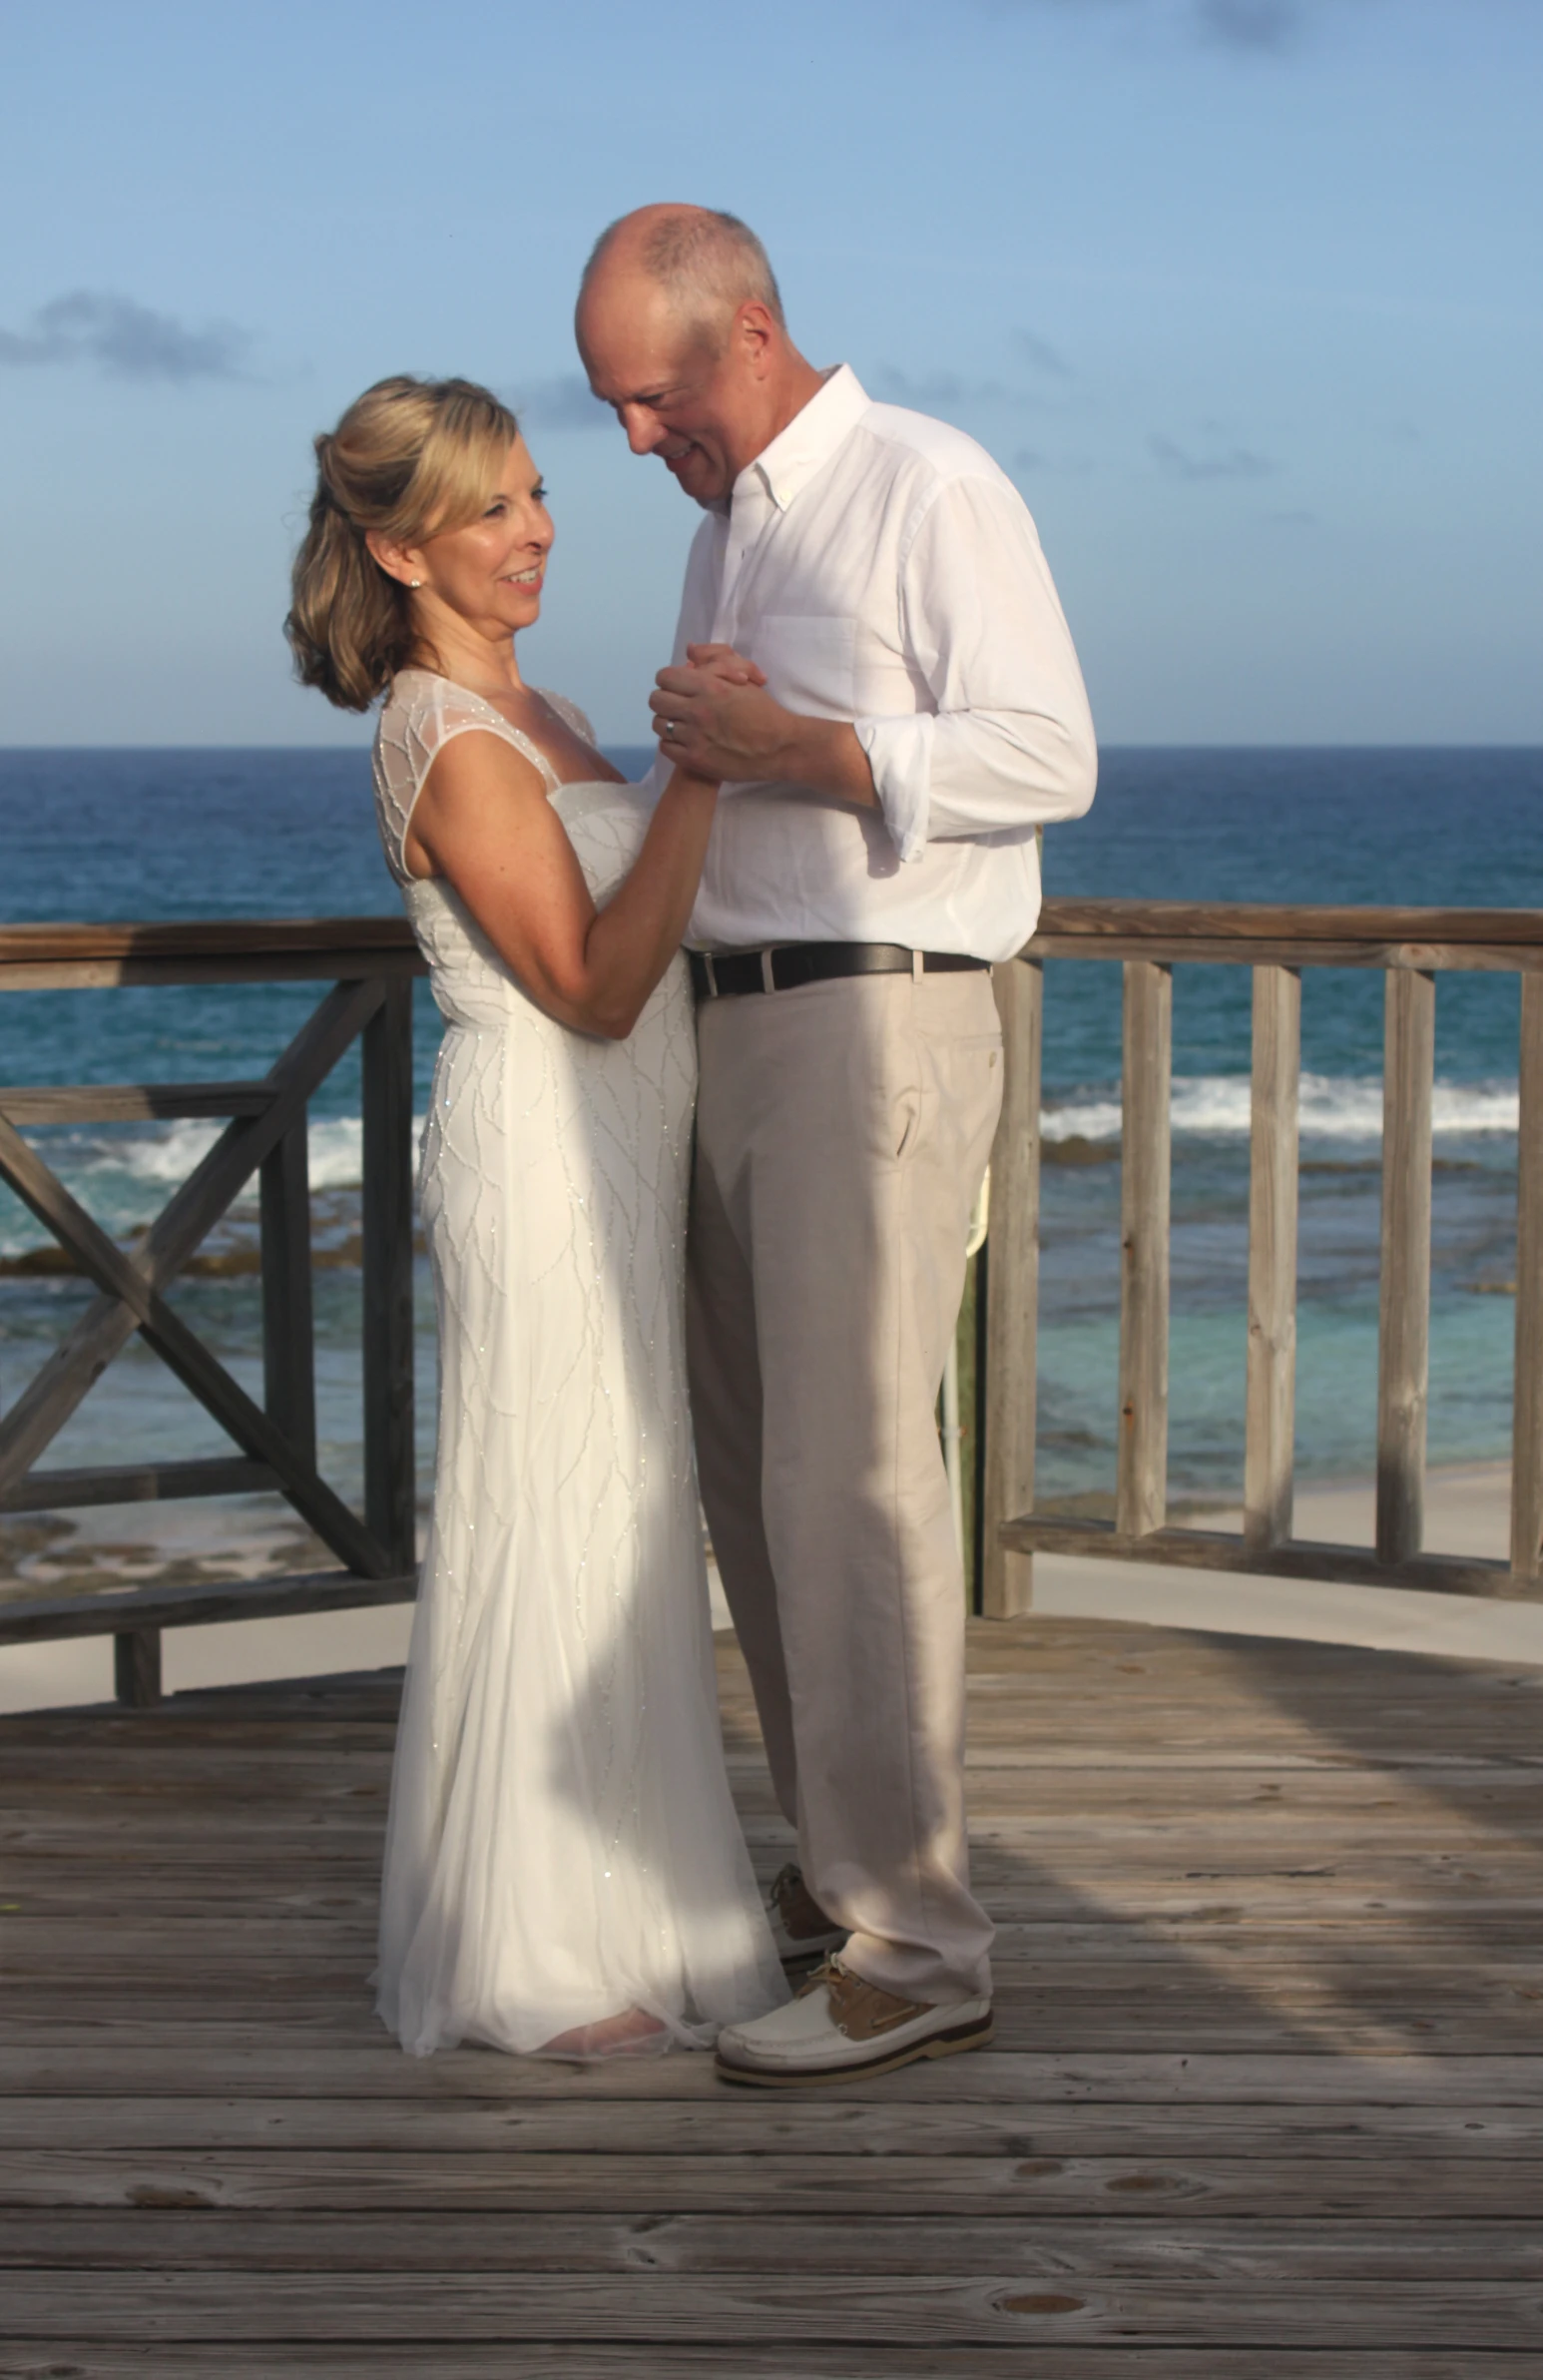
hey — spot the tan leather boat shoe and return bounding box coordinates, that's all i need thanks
[716,1955,993,2085]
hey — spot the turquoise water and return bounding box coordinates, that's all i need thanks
[0,745,1538,1507]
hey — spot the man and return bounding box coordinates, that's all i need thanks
[577,206,1096,2084]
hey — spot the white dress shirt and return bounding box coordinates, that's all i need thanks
[653,364,1097,962]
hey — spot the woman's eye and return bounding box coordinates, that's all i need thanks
[533,483,549,505]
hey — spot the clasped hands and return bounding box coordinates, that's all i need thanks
[650,644,795,784]
[650,645,877,813]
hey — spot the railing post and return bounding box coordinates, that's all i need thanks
[982,957,1042,1619]
[1376,965,1434,1565]
[1117,960,1172,1538]
[1512,970,1543,1585]
[362,976,417,1575]
[260,1115,316,1467]
[1245,964,1300,1552]
[114,1627,161,1708]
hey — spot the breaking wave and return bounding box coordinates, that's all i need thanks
[1043,1072,1519,1144]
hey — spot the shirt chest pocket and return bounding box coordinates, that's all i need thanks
[749,614,856,720]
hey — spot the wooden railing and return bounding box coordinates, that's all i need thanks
[980,899,1543,1617]
[5,902,1539,1696]
[0,920,427,1702]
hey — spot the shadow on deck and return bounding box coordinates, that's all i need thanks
[2,1613,1542,2376]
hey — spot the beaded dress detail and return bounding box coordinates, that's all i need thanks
[371,670,785,2056]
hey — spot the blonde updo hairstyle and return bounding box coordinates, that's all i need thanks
[286,375,521,712]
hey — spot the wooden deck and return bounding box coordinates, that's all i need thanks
[3,1612,1542,2377]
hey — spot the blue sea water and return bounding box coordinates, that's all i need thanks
[0,745,1538,1518]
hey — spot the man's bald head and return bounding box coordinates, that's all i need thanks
[577,204,820,507]
[581,205,784,351]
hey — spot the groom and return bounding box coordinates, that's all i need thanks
[577,207,1096,2083]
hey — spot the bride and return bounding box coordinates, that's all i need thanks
[286,373,787,2058]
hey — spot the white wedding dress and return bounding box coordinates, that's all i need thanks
[370,669,786,2057]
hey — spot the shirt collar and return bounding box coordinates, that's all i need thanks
[734,364,869,515]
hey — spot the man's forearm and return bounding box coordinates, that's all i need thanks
[775,715,878,811]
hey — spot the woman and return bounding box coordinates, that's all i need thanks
[287,374,787,2058]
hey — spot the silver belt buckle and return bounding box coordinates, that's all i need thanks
[760,947,777,993]
[703,952,720,997]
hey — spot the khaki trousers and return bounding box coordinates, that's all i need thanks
[687,967,1003,2006]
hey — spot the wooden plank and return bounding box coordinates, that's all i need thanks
[996,1514,1532,1600]
[0,950,427,992]
[0,1459,274,1514]
[1032,897,1543,948]
[361,978,416,1575]
[1376,965,1435,1565]
[3,2044,1540,2104]
[1028,932,1543,975]
[0,917,420,962]
[1512,968,1543,1583]
[1116,959,1171,1538]
[981,956,1041,1619]
[260,1118,316,1468]
[0,1568,415,1648]
[2,2095,1538,2159]
[4,2268,1543,2349]
[0,2347,1512,2380]
[1244,964,1299,1552]
[0,1082,274,1124]
[2,2149,1541,2220]
[6,2211,1543,2279]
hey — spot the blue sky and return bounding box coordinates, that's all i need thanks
[2,0,1539,747]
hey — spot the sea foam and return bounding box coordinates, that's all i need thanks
[1043,1072,1520,1145]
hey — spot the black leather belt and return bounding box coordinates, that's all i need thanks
[689,942,991,999]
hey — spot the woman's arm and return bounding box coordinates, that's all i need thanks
[405,732,717,1040]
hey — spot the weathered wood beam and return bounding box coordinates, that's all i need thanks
[1376,968,1435,1565]
[0,916,424,994]
[1244,966,1300,1553]
[981,958,1042,1620]
[0,1567,416,1648]
[260,1120,316,1469]
[1034,897,1543,947]
[1116,960,1171,1538]
[362,978,417,1576]
[0,1458,274,1513]
[1512,969,1543,1584]
[112,1627,162,1708]
[998,1512,1534,1602]
[1028,935,1543,974]
[0,1082,275,1124]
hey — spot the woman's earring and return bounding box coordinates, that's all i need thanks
[409,578,422,589]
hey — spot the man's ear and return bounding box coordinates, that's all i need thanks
[734,301,778,379]
[365,528,424,589]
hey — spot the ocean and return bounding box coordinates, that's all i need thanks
[0,746,1538,1569]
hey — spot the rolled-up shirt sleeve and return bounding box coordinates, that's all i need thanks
[854,474,1097,863]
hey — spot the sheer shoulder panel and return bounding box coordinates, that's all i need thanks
[539,687,599,749]
[373,671,557,888]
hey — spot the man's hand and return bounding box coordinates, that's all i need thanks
[651,643,878,809]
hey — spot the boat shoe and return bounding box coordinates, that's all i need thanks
[767,1862,847,1965]
[716,1955,994,2086]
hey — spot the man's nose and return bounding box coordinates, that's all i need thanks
[619,403,665,457]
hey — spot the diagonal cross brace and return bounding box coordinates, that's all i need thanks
[0,978,394,1575]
